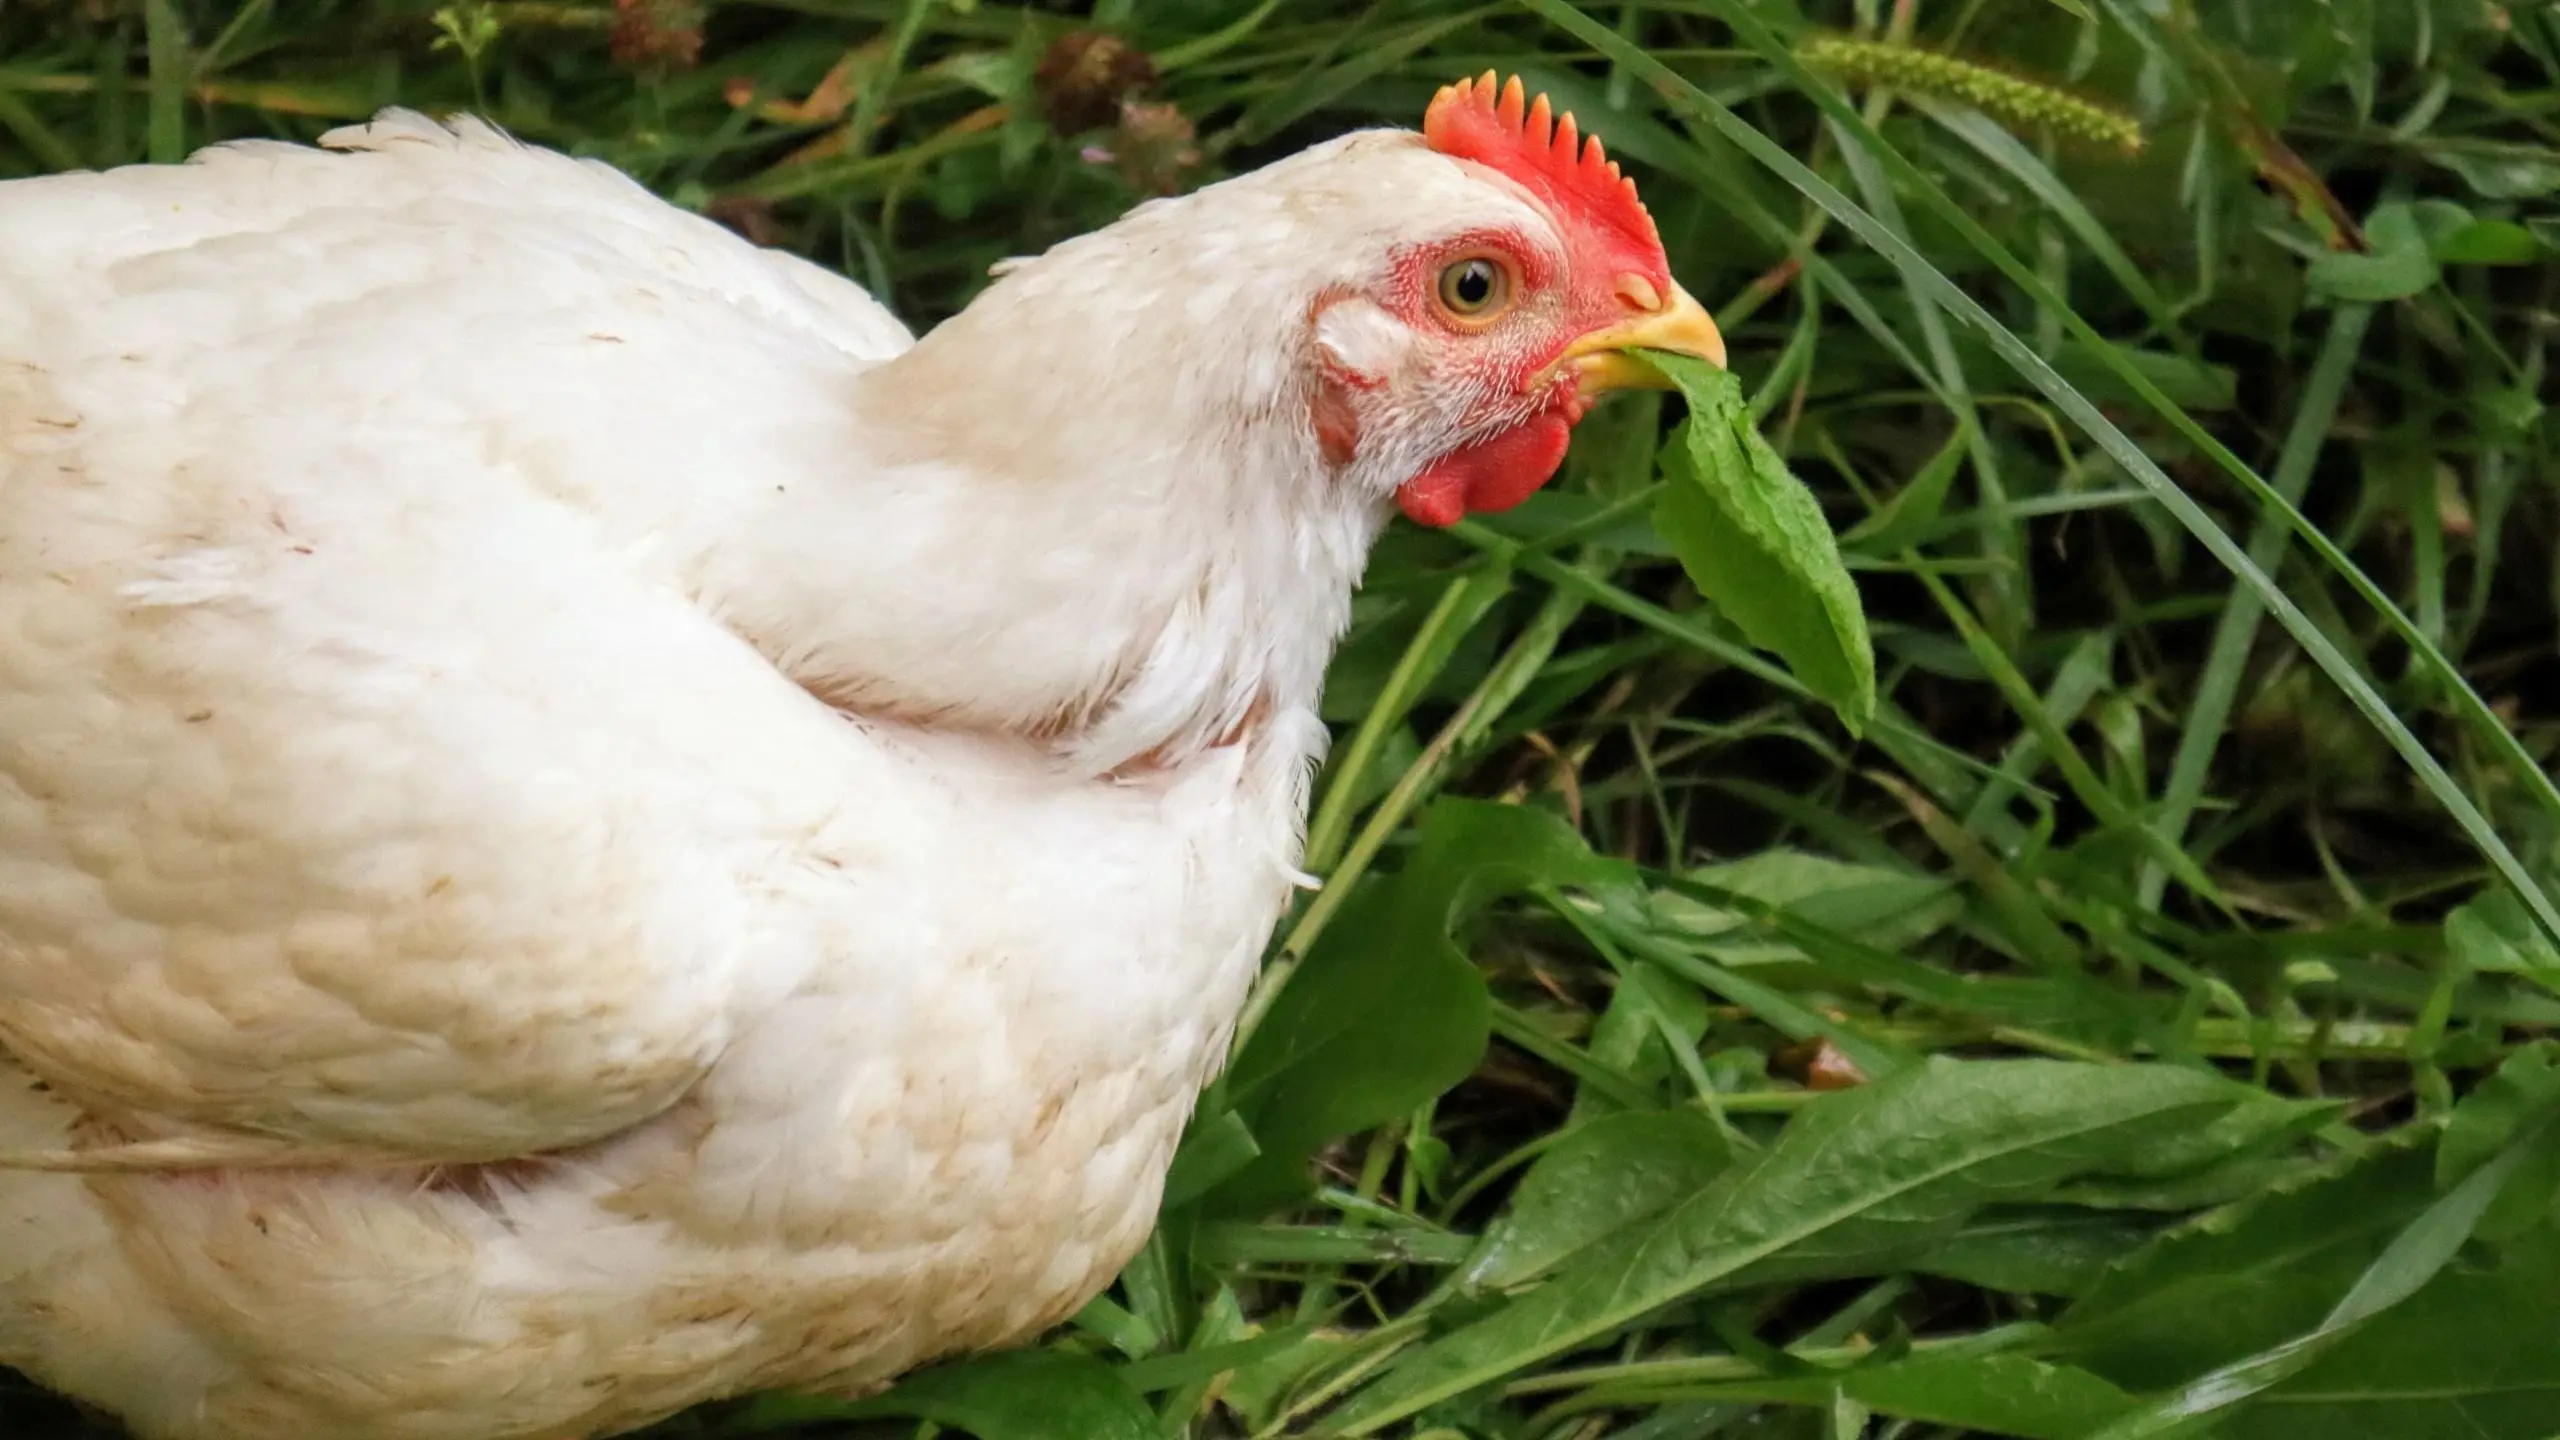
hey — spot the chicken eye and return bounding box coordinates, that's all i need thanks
[1435,257,1511,320]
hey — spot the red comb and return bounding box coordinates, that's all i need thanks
[1423,73,1663,271]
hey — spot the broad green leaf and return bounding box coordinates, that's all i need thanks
[2431,144,2560,199]
[2082,1123,2548,1439]
[1835,1353,2133,1438]
[2316,1139,2537,1334]
[1331,1059,2249,1432]
[2219,1221,2560,1440]
[2407,197,2486,250]
[2081,1089,2342,1184]
[1657,849,1962,964]
[1643,350,1876,735]
[2432,219,2546,264]
[1461,1109,1735,1292]
[2055,1141,2436,1388]
[2054,1153,2339,1213]
[1915,1209,2165,1298]
[2446,887,2560,977]
[1211,871,1481,1206]
[1569,958,1713,1122]
[1677,1351,2138,1439]
[747,1350,1154,1440]
[2440,1042,2560,1239]
[2378,197,2548,265]
[2443,1042,2560,1184]
[2306,203,2440,301]
[1217,798,1628,1203]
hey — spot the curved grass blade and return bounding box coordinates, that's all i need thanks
[2139,304,2375,910]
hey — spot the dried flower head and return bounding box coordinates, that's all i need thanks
[612,0,705,73]
[1108,97,1201,195]
[1033,30,1158,136]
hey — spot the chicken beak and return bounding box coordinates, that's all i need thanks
[1558,281,1728,398]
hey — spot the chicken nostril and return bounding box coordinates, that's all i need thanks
[1614,274,1663,312]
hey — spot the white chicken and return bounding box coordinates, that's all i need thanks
[0,74,1725,1439]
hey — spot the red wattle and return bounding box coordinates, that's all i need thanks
[1395,413,1573,528]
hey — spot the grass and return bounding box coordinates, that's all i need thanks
[3,0,2559,1436]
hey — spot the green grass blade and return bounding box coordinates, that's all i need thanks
[142,0,185,164]
[2139,304,2376,911]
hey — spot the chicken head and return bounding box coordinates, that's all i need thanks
[1310,72,1728,527]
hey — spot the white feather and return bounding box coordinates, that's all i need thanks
[1313,296,1420,382]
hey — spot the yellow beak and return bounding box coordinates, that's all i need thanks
[1556,280,1728,397]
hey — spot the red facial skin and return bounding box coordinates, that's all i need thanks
[1392,410,1572,527]
[1314,214,1669,528]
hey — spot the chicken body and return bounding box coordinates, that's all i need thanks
[0,83,1720,1439]
[0,114,1313,1440]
